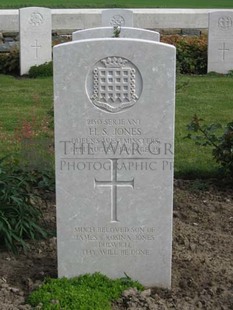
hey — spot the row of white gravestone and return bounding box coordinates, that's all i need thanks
[208,11,233,73]
[19,7,51,75]
[19,7,233,75]
[19,7,135,75]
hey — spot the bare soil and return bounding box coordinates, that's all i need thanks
[0,180,232,310]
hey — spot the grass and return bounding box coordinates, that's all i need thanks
[0,75,53,164]
[0,74,232,178]
[175,74,233,178]
[27,272,143,309]
[0,75,52,133]
[0,0,233,9]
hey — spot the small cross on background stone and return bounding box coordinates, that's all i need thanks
[31,39,42,59]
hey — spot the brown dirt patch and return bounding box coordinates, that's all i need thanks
[0,180,232,309]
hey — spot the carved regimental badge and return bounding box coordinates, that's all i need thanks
[218,16,233,30]
[110,15,125,27]
[29,12,44,26]
[87,57,142,113]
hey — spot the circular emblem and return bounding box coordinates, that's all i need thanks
[110,15,125,27]
[29,12,44,26]
[218,16,232,30]
[86,56,143,113]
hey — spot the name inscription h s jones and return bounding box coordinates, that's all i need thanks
[59,117,173,174]
[59,117,173,157]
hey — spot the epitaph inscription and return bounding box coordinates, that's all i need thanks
[75,225,157,256]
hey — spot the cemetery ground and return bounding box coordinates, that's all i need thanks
[0,0,233,9]
[0,74,232,309]
[0,180,232,309]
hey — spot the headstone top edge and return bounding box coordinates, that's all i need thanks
[102,8,133,12]
[54,37,175,50]
[208,10,233,15]
[19,7,51,12]
[73,26,159,34]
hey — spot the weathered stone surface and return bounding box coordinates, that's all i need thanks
[54,37,175,288]
[208,11,233,73]
[19,7,51,75]
[72,27,160,41]
[0,10,19,32]
[102,9,133,27]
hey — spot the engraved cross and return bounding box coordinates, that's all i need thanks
[219,42,229,61]
[94,159,134,223]
[31,39,41,59]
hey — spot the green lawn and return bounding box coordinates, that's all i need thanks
[0,75,52,132]
[0,0,233,9]
[0,74,232,178]
[175,75,233,177]
[0,75,53,163]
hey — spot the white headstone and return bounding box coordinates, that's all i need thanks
[19,7,51,75]
[54,38,176,288]
[208,11,233,73]
[102,9,133,27]
[72,27,160,41]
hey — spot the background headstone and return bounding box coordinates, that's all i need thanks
[19,7,51,75]
[72,27,160,41]
[54,38,176,288]
[208,11,233,73]
[102,9,133,27]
